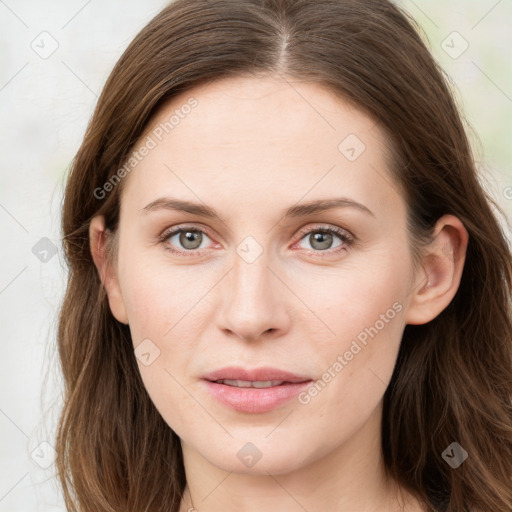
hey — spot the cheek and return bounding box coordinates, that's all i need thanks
[293,275,406,450]
[119,259,213,396]
[292,247,408,340]
[119,255,205,341]
[120,267,201,425]
[291,250,408,400]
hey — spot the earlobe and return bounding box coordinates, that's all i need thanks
[405,215,468,325]
[89,216,129,325]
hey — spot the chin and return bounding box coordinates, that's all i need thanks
[199,439,317,476]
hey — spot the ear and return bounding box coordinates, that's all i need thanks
[405,214,468,325]
[89,215,129,325]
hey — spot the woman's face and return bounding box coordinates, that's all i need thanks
[99,75,423,474]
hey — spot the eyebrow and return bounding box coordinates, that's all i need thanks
[140,196,374,219]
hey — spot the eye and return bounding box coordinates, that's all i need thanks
[159,223,353,256]
[160,225,214,255]
[293,225,353,254]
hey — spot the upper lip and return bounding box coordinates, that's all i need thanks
[202,366,312,383]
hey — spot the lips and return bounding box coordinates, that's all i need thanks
[201,366,312,384]
[201,366,313,413]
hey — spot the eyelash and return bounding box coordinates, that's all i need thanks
[158,224,354,258]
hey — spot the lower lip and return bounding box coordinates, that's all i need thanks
[202,380,312,413]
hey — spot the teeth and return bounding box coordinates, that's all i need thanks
[218,379,285,388]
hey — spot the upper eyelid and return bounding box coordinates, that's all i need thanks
[163,224,213,240]
[295,224,351,238]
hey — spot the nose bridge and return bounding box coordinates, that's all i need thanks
[230,244,276,315]
[216,239,290,340]
[232,247,271,303]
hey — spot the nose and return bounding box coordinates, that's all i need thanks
[215,248,292,342]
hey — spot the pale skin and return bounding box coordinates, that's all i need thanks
[89,75,468,511]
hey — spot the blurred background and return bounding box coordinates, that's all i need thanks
[0,0,511,510]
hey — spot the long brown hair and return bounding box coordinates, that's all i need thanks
[56,0,512,510]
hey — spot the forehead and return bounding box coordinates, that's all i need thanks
[145,74,385,152]
[121,74,401,218]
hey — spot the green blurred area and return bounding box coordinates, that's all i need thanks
[397,0,512,218]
